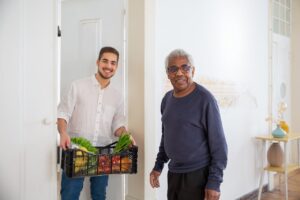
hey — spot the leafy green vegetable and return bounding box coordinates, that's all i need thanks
[113,133,132,153]
[71,137,98,154]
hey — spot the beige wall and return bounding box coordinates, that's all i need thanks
[291,0,300,132]
[127,0,145,199]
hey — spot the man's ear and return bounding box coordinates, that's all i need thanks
[167,72,171,80]
[192,66,195,77]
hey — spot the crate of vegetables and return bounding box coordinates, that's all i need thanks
[61,134,138,178]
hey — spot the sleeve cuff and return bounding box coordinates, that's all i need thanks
[153,162,164,172]
[206,180,221,192]
[57,112,70,124]
[112,122,126,136]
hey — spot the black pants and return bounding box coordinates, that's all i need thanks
[167,166,209,200]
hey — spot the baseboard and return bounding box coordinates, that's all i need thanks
[236,184,268,200]
[125,195,140,200]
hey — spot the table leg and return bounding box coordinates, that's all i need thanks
[284,142,288,200]
[258,140,266,200]
[298,139,300,167]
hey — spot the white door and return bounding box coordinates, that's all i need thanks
[61,0,125,97]
[272,34,291,124]
[60,0,126,199]
[0,0,57,200]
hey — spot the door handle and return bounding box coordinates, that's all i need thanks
[42,118,52,125]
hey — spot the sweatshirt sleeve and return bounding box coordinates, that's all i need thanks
[153,126,169,172]
[153,95,170,172]
[205,96,228,192]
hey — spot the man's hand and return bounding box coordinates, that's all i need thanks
[205,189,220,200]
[150,170,161,188]
[114,126,137,146]
[60,132,71,150]
[129,134,136,146]
[57,118,70,150]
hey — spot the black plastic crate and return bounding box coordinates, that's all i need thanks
[61,142,138,178]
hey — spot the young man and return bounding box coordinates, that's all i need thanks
[57,46,132,200]
[150,49,228,200]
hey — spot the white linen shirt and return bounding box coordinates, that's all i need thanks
[57,75,125,146]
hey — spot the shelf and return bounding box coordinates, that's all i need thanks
[256,134,300,142]
[264,164,299,173]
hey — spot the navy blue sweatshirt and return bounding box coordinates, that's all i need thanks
[153,83,228,192]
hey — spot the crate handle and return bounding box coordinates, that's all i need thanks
[101,141,118,148]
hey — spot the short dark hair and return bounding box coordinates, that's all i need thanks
[98,46,119,62]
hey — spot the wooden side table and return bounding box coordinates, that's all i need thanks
[255,134,300,200]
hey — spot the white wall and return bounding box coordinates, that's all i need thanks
[153,0,269,199]
[0,2,23,199]
[291,0,300,132]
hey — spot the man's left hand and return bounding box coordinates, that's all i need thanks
[114,126,136,145]
[205,189,220,200]
[129,134,137,146]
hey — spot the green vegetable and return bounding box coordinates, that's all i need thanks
[71,137,98,154]
[113,133,132,153]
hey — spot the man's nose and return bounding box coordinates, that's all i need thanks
[105,62,113,68]
[175,68,184,75]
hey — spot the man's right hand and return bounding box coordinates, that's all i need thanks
[150,170,161,188]
[57,118,70,150]
[60,132,71,150]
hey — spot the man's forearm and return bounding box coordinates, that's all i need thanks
[57,118,71,150]
[57,118,68,135]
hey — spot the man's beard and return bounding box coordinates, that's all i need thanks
[98,69,113,79]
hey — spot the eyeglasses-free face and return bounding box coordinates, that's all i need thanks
[167,64,192,74]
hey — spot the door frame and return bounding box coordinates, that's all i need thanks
[57,0,128,199]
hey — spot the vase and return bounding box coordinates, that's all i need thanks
[279,120,289,135]
[272,125,286,138]
[267,142,283,167]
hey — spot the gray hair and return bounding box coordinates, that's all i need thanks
[165,49,194,71]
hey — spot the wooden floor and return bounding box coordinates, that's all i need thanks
[261,169,300,200]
